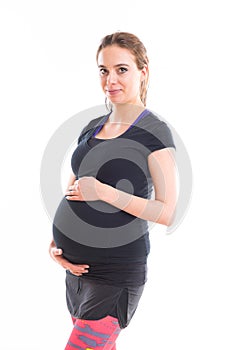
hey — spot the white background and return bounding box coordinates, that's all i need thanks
[0,0,233,349]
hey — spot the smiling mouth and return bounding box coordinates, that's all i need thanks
[106,89,122,96]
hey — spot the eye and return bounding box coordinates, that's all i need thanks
[99,68,108,76]
[118,67,128,74]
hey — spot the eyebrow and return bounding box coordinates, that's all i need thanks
[98,63,130,68]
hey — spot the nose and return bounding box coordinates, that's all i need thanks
[106,70,118,85]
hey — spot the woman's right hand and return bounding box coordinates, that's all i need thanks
[49,240,89,276]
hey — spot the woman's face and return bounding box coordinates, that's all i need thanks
[97,45,146,106]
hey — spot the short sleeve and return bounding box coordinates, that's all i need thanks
[135,112,176,153]
[77,124,90,144]
[77,115,106,144]
[146,121,175,152]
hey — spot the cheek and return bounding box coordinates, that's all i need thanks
[100,77,106,89]
[127,71,141,85]
[127,76,141,93]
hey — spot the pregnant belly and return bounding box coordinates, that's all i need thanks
[52,196,144,251]
[52,197,100,260]
[52,203,106,264]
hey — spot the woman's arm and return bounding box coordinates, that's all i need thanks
[66,148,177,226]
[99,147,177,226]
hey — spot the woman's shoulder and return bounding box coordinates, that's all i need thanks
[78,114,109,141]
[83,114,107,133]
[140,109,171,131]
[136,109,175,151]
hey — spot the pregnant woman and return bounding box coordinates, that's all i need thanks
[49,32,177,350]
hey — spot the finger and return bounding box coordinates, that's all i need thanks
[65,190,81,197]
[69,271,88,276]
[76,269,89,273]
[68,185,77,191]
[65,190,76,195]
[67,269,84,276]
[66,196,83,201]
[52,248,63,255]
[68,267,89,274]
[70,266,89,273]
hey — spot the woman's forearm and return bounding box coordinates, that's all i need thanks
[99,183,174,226]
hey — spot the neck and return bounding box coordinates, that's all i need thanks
[108,102,145,124]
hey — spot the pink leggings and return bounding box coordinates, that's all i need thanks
[65,315,121,350]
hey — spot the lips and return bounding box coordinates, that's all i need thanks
[106,89,122,96]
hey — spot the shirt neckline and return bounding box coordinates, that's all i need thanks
[92,109,150,141]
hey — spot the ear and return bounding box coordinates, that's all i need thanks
[140,64,148,81]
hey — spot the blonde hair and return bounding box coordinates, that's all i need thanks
[96,32,149,106]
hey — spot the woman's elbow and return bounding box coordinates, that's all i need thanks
[156,203,177,226]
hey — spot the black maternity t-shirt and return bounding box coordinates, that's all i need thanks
[52,109,175,327]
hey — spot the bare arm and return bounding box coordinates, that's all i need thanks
[66,148,178,227]
[98,147,177,226]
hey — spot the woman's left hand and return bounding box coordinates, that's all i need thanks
[65,176,104,201]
